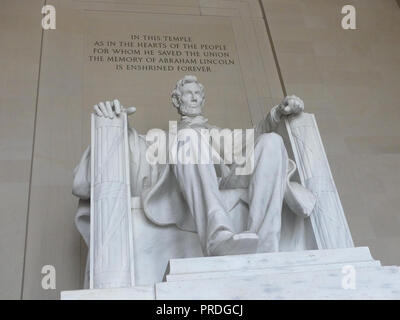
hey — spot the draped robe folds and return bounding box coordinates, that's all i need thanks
[72,106,316,260]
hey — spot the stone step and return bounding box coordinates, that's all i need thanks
[61,286,154,300]
[164,247,375,279]
[157,265,400,300]
[61,247,400,300]
[165,260,381,282]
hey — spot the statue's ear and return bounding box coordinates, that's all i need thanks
[172,95,180,109]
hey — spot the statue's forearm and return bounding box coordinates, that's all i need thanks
[254,105,282,138]
[268,104,283,130]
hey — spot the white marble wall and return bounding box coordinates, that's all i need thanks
[0,0,44,299]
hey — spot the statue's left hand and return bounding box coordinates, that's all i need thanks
[277,95,304,116]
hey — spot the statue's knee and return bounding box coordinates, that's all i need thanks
[257,133,283,149]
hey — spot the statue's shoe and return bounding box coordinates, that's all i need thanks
[208,232,259,256]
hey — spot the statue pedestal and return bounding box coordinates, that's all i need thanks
[61,247,400,299]
[61,286,154,300]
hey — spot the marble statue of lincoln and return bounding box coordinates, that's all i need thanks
[74,75,315,257]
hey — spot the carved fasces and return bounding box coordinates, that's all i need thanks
[285,113,354,249]
[90,111,135,288]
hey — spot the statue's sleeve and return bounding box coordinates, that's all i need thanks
[72,146,91,253]
[72,146,91,200]
[71,145,91,280]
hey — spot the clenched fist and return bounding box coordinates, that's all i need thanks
[93,99,136,118]
[277,95,304,117]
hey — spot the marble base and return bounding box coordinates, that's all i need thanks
[61,286,154,300]
[61,247,400,300]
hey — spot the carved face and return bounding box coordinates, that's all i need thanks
[178,82,204,116]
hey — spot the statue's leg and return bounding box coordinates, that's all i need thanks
[247,133,288,252]
[172,136,257,256]
[172,144,235,256]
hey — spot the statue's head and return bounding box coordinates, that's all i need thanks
[171,75,205,117]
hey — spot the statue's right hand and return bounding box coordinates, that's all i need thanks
[93,99,136,118]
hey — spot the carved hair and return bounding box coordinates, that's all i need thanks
[171,75,205,110]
